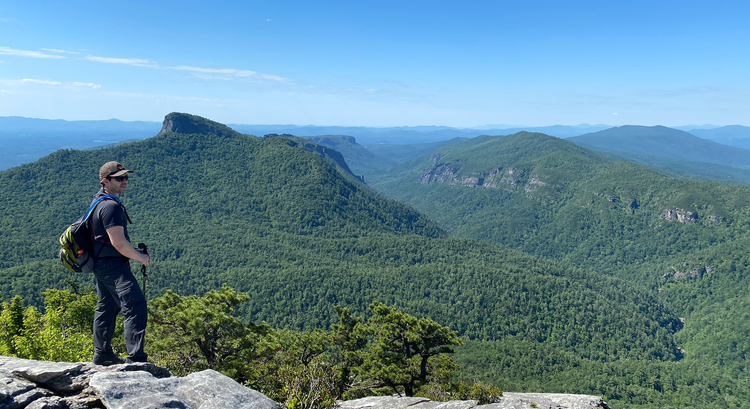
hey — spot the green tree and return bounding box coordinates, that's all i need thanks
[331,305,369,398]
[359,301,463,396]
[0,290,96,362]
[147,284,273,383]
[0,296,25,356]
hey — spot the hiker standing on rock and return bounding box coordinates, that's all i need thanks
[90,161,150,365]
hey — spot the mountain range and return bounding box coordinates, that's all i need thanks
[3,113,750,407]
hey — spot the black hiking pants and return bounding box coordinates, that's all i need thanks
[92,257,148,361]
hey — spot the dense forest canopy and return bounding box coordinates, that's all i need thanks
[3,113,750,408]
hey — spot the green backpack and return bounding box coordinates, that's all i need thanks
[59,195,118,273]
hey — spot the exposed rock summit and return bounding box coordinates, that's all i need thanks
[0,356,279,409]
[158,112,240,138]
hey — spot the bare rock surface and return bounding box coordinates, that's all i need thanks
[338,394,609,409]
[0,356,279,409]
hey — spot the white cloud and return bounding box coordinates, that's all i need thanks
[86,56,156,67]
[41,48,80,55]
[172,65,289,83]
[72,82,102,89]
[0,47,65,59]
[104,90,221,103]
[22,78,61,85]
[19,78,101,88]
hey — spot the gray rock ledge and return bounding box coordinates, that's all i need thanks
[0,356,279,409]
[338,393,610,409]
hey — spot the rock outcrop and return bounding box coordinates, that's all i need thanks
[660,208,697,224]
[266,134,364,183]
[419,164,542,193]
[2,356,610,409]
[0,356,279,409]
[158,112,240,138]
[338,394,610,409]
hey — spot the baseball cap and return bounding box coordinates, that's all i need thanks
[99,161,134,180]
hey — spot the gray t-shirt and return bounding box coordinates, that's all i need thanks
[90,189,130,259]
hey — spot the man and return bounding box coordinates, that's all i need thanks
[90,161,151,365]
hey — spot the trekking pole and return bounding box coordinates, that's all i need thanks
[138,243,148,296]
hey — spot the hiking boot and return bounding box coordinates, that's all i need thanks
[125,356,148,364]
[92,352,125,366]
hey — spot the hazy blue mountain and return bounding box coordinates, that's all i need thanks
[304,135,397,180]
[365,138,467,164]
[0,116,160,132]
[568,125,750,168]
[492,124,613,138]
[586,147,750,185]
[687,125,750,149]
[229,124,612,145]
[0,116,609,171]
[673,124,722,131]
[0,117,162,171]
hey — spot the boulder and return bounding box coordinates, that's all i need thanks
[0,356,279,409]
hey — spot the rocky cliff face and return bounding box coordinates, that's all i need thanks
[419,163,542,193]
[660,208,698,224]
[265,133,364,183]
[158,112,240,138]
[0,356,279,409]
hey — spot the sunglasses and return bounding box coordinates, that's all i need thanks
[109,176,128,182]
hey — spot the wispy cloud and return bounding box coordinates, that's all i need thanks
[104,90,223,103]
[41,48,80,55]
[0,47,65,59]
[71,82,102,89]
[22,78,61,86]
[172,65,289,83]
[86,55,157,67]
[20,78,101,88]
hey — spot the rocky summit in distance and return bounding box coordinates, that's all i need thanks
[0,355,279,409]
[158,112,240,138]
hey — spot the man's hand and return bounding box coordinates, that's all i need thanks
[106,226,151,266]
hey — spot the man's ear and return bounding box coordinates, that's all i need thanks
[101,178,108,185]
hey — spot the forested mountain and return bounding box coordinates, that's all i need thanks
[688,125,750,149]
[365,138,467,165]
[0,114,677,359]
[2,114,749,407]
[568,125,750,168]
[368,131,750,402]
[576,147,750,186]
[304,135,396,179]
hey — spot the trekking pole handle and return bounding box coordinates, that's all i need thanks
[137,243,148,297]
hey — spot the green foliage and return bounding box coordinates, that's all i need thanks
[148,285,273,383]
[268,329,340,409]
[455,339,750,409]
[369,131,750,376]
[0,289,96,362]
[358,301,463,396]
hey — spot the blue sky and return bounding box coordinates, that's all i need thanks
[1,0,748,126]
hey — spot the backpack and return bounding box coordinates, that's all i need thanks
[59,195,118,273]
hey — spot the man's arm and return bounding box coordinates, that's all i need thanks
[105,226,150,266]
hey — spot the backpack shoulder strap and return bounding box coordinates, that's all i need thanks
[82,195,119,222]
